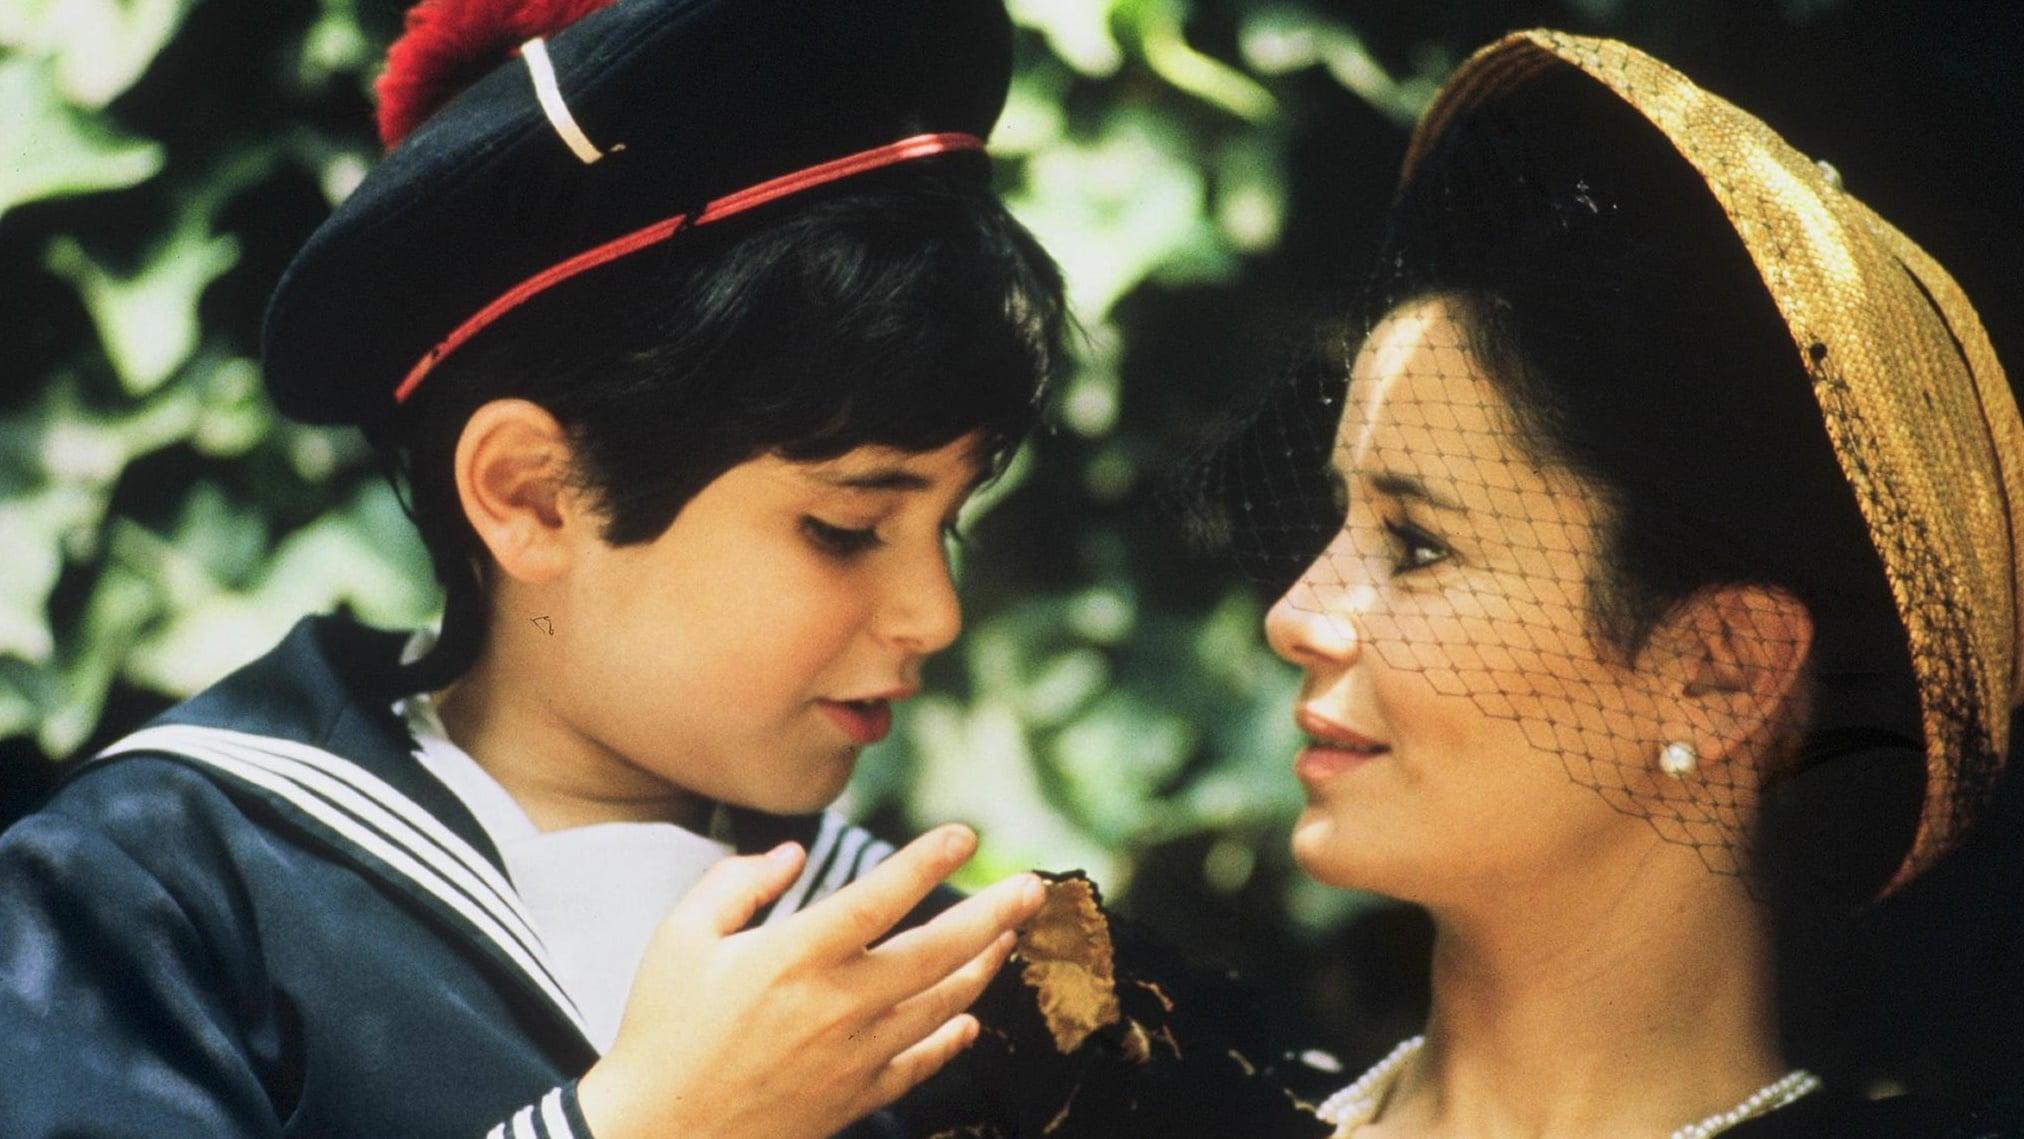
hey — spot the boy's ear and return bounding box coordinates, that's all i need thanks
[1653,585,1814,767]
[454,398,584,584]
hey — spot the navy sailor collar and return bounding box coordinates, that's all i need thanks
[89,615,884,1056]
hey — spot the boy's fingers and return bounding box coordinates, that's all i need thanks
[862,873,1042,998]
[862,1014,982,1115]
[877,931,1014,1053]
[797,825,977,955]
[672,842,806,937]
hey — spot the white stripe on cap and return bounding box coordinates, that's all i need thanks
[521,37,605,165]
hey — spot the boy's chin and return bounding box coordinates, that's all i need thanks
[741,754,858,818]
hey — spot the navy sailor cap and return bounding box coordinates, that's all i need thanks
[262,0,1015,427]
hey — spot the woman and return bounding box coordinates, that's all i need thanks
[0,0,1061,1135]
[1252,32,2022,1138]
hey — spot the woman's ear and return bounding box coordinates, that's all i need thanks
[453,398,584,584]
[1655,585,1814,766]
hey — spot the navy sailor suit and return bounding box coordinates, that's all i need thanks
[0,615,923,1136]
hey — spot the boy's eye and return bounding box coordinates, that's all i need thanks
[803,517,881,556]
[1383,518,1451,573]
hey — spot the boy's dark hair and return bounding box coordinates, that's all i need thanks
[368,155,1067,689]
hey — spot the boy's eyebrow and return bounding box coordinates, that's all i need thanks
[1364,469,1468,513]
[814,467,936,492]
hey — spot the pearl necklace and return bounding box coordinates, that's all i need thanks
[1314,1036,1822,1138]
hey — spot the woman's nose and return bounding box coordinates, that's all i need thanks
[1266,574,1365,669]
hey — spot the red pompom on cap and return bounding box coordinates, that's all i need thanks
[375,0,619,149]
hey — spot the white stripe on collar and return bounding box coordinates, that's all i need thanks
[761,812,895,927]
[99,723,591,1042]
[538,1086,575,1138]
[765,811,842,923]
[489,1083,581,1138]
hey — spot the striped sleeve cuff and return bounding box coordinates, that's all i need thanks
[485,1082,595,1139]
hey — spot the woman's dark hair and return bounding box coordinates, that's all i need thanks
[366,155,1067,689]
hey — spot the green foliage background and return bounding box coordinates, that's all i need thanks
[5,0,2023,1091]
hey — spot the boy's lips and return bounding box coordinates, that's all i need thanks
[817,690,912,746]
[1293,706,1390,785]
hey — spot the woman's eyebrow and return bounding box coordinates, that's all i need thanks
[1365,469,1468,513]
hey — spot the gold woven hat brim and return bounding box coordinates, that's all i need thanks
[1400,30,2024,891]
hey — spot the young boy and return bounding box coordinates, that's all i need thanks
[0,0,1060,1133]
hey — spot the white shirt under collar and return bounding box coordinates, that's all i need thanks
[397,692,732,1053]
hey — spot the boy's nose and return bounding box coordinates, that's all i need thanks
[880,549,963,656]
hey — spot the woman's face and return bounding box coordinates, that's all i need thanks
[1265,298,1687,907]
[544,433,983,817]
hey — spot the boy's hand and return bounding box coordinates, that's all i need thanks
[577,824,1045,1139]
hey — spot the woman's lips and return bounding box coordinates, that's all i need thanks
[1293,706,1389,785]
[1295,745,1382,784]
[818,699,894,746]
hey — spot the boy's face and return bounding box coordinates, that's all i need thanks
[535,433,985,819]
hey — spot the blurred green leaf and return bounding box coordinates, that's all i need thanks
[1057,323,1123,437]
[1214,135,1288,252]
[1009,109,1220,320]
[0,483,107,663]
[121,480,434,696]
[1237,7,1441,127]
[1021,645,1110,725]
[0,58,162,218]
[300,0,375,82]
[1050,689,1197,843]
[37,562,159,756]
[1065,583,1135,645]
[905,694,1120,890]
[188,356,273,458]
[0,0,198,108]
[4,362,260,542]
[994,71,1071,157]
[1128,0,1278,124]
[1009,0,1125,77]
[0,667,37,743]
[165,480,268,588]
[45,210,241,396]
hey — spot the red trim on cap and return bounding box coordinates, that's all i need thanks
[392,130,987,404]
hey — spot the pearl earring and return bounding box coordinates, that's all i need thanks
[1658,741,1698,777]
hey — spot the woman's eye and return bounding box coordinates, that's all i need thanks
[1384,518,1451,572]
[803,517,881,557]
